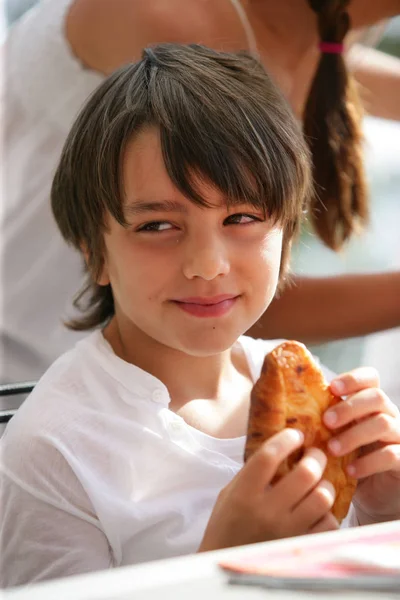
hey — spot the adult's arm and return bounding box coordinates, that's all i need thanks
[248,272,400,345]
[339,1,400,121]
[348,45,400,121]
[348,0,400,27]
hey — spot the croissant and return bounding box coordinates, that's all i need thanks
[244,340,357,522]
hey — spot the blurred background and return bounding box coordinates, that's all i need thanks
[293,18,400,403]
[1,1,399,397]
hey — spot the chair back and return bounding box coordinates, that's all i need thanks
[0,382,37,423]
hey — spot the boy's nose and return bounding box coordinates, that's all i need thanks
[182,239,230,281]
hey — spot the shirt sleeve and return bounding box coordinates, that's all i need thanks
[340,503,359,528]
[0,427,113,587]
[5,0,104,133]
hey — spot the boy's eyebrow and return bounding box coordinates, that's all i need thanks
[124,200,188,216]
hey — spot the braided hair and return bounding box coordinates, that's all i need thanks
[304,0,369,250]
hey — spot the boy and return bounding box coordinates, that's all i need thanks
[1,44,400,587]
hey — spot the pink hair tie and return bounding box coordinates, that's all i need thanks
[319,42,344,54]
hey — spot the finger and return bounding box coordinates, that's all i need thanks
[290,480,336,533]
[241,428,304,493]
[327,413,400,458]
[330,367,380,397]
[346,443,400,479]
[308,512,339,535]
[270,447,327,511]
[324,388,400,430]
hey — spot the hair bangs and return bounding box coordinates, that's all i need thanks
[97,48,309,231]
[160,124,304,227]
[148,67,307,228]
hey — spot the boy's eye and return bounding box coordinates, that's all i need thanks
[137,221,174,232]
[224,213,262,225]
[136,214,262,232]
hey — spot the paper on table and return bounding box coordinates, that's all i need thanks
[219,524,400,580]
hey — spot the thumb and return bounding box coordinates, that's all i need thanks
[240,428,304,492]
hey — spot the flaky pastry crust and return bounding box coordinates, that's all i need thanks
[244,341,357,522]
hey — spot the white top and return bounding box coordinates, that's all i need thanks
[0,0,103,383]
[0,0,258,384]
[0,332,353,587]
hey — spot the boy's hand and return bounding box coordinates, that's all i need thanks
[198,428,338,553]
[325,367,400,524]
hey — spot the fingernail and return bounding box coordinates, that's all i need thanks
[347,464,356,477]
[320,480,336,499]
[332,380,345,395]
[264,445,278,456]
[324,410,337,426]
[328,439,341,455]
[304,451,326,474]
[291,429,304,443]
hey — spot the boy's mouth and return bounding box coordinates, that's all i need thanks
[171,294,240,318]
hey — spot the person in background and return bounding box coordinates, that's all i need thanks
[1,44,400,586]
[1,0,400,383]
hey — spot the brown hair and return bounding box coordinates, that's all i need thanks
[304,0,368,250]
[51,44,312,331]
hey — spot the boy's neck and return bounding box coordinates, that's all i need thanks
[103,317,252,410]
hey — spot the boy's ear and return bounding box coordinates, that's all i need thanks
[95,264,111,287]
[80,243,110,286]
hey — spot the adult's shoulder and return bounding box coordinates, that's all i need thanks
[66,0,248,75]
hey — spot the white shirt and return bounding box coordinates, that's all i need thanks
[0,0,103,383]
[0,332,354,587]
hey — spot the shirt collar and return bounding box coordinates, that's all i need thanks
[77,330,171,407]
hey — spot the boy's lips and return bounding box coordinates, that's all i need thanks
[173,294,239,305]
[171,294,240,318]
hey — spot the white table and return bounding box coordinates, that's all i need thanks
[2,521,399,600]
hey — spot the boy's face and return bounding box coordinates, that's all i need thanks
[98,127,283,357]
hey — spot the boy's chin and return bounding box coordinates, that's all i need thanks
[175,329,245,357]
